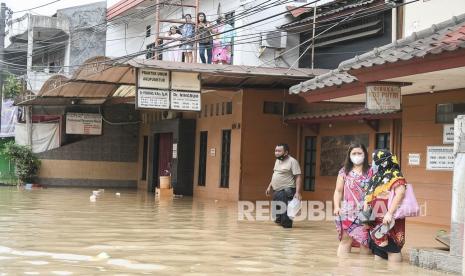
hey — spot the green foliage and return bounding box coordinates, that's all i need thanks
[2,142,41,184]
[3,74,22,99]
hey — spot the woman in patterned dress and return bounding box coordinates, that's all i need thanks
[333,143,372,257]
[365,149,407,262]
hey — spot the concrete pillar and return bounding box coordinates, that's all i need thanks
[63,37,71,75]
[26,15,33,73]
[26,106,32,147]
[451,115,465,257]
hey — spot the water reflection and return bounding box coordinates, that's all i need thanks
[0,187,445,275]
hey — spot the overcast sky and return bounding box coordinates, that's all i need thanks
[2,0,107,19]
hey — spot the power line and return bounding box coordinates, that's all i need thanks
[11,0,63,14]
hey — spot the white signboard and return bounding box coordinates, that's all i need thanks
[172,143,178,159]
[170,91,201,111]
[210,148,216,157]
[443,124,454,144]
[426,146,454,171]
[366,85,401,110]
[408,153,421,166]
[137,89,170,109]
[66,113,102,135]
[171,72,201,91]
[138,69,170,89]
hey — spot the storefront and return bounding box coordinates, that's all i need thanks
[289,15,465,226]
[22,58,327,201]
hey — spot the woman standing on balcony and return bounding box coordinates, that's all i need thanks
[166,26,182,62]
[180,14,195,63]
[197,12,213,64]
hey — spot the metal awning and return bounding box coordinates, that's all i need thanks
[19,56,329,106]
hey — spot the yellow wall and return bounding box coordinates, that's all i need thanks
[192,90,243,201]
[239,89,302,201]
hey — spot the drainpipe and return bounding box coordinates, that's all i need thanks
[310,2,317,70]
[451,115,465,259]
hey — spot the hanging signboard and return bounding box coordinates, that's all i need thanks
[366,85,401,110]
[137,89,170,109]
[66,113,102,135]
[426,146,454,171]
[443,124,454,144]
[138,69,170,89]
[171,90,201,111]
[171,72,201,91]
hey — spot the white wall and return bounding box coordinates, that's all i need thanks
[403,0,465,37]
[105,0,303,67]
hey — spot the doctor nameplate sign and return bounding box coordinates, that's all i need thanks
[137,89,170,109]
[366,85,401,110]
[138,69,170,89]
[426,146,454,171]
[171,91,201,111]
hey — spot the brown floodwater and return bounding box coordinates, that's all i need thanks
[0,187,447,275]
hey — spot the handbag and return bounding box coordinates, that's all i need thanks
[388,183,420,219]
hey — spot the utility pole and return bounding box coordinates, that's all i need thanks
[0,3,7,135]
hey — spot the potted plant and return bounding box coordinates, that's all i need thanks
[2,142,41,185]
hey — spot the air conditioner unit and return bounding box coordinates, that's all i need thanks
[162,111,176,120]
[260,31,287,49]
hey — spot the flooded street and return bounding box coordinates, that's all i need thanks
[0,187,446,275]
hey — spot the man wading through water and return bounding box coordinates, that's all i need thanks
[266,144,303,228]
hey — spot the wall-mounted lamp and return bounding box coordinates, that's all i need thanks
[430,85,436,93]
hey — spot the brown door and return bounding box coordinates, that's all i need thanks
[157,133,173,179]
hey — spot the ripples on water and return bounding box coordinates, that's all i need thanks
[0,187,445,275]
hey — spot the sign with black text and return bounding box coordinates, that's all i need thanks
[138,69,170,89]
[170,91,201,111]
[426,146,454,171]
[366,85,401,110]
[137,89,170,109]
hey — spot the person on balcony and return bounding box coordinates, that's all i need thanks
[212,16,234,64]
[197,12,213,64]
[166,26,182,62]
[180,14,195,63]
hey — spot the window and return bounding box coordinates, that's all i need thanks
[220,130,231,188]
[226,101,233,115]
[198,131,208,186]
[146,25,151,37]
[141,136,148,180]
[436,103,465,124]
[146,43,155,59]
[303,136,317,191]
[146,41,162,60]
[204,104,208,117]
[263,101,297,115]
[376,133,390,150]
[222,102,225,115]
[216,103,220,116]
[210,104,214,117]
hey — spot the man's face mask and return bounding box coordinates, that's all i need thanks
[275,147,287,161]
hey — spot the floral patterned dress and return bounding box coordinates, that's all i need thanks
[335,167,371,248]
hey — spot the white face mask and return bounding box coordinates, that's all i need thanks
[350,155,364,165]
[372,160,379,173]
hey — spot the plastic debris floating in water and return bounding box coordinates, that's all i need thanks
[89,195,97,202]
